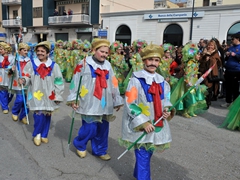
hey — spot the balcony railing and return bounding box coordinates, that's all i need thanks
[2,19,22,27]
[48,14,90,25]
[2,0,21,5]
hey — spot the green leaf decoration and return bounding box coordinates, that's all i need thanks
[54,77,63,85]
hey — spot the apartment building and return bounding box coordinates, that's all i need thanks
[186,0,240,7]
[1,0,154,43]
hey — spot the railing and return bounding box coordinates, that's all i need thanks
[48,14,90,25]
[2,0,21,5]
[2,19,22,27]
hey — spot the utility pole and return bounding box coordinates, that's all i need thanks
[189,0,195,40]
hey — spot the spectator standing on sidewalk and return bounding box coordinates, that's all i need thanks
[221,32,240,108]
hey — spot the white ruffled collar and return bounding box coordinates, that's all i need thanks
[19,56,30,62]
[86,56,111,71]
[133,70,164,85]
[34,57,52,67]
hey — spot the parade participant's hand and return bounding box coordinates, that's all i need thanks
[163,108,171,119]
[12,65,16,71]
[18,78,26,85]
[114,105,123,111]
[71,103,79,111]
[144,123,155,133]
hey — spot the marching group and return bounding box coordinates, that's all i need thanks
[0,32,239,180]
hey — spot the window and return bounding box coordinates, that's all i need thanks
[212,2,217,6]
[58,6,65,15]
[82,3,89,14]
[33,7,43,18]
[203,0,210,6]
[13,10,18,19]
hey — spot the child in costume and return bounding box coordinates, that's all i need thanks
[171,43,207,118]
[67,38,123,160]
[18,41,64,146]
[220,95,240,130]
[0,42,15,114]
[120,44,175,180]
[8,43,30,124]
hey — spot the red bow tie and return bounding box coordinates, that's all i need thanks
[93,68,109,100]
[2,56,10,68]
[20,61,29,72]
[37,63,52,79]
[148,82,163,127]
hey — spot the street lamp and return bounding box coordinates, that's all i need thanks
[189,0,195,41]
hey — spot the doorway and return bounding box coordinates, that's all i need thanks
[115,25,131,46]
[163,24,183,46]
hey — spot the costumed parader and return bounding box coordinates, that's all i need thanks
[18,41,64,146]
[110,41,129,94]
[122,39,148,94]
[157,43,178,88]
[0,42,15,114]
[54,40,65,76]
[8,43,30,124]
[171,42,208,118]
[67,38,123,160]
[120,43,175,180]
[62,41,73,79]
[65,40,77,83]
[80,39,92,59]
[219,95,240,130]
[130,39,148,72]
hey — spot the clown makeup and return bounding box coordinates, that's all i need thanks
[36,46,49,62]
[143,57,160,74]
[19,48,28,57]
[93,46,109,62]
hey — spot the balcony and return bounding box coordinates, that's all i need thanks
[2,19,22,28]
[48,14,90,26]
[2,0,21,5]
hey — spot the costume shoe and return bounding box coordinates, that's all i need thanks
[21,117,28,125]
[12,114,18,121]
[98,154,111,161]
[33,134,41,146]
[3,110,9,114]
[77,150,87,158]
[41,138,49,144]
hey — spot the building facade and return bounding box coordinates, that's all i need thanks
[101,4,240,46]
[1,0,155,43]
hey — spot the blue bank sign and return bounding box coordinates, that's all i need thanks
[144,11,204,20]
[98,30,108,37]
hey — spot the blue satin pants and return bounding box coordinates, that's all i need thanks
[32,112,51,138]
[0,90,13,110]
[73,119,109,156]
[12,92,29,121]
[134,147,153,180]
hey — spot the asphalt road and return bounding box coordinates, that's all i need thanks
[0,82,239,180]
